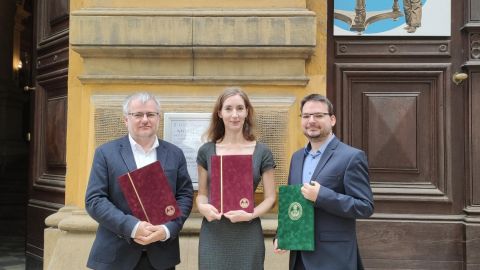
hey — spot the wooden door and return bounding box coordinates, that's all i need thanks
[26,0,69,268]
[327,0,468,268]
[463,1,480,268]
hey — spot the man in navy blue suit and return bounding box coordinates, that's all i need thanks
[274,94,374,270]
[85,92,193,270]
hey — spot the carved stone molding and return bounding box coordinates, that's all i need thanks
[70,8,316,85]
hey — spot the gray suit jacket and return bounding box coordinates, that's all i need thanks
[288,137,374,270]
[85,136,193,270]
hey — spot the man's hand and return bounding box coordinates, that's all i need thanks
[224,210,253,223]
[134,225,166,245]
[301,181,321,202]
[134,221,154,239]
[273,238,287,254]
[198,203,222,222]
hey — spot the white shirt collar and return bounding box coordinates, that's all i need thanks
[128,134,159,155]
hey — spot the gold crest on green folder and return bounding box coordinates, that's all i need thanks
[277,184,314,251]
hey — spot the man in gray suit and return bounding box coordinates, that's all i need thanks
[274,94,374,270]
[85,92,193,270]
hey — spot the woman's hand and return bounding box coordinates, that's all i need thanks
[198,203,222,222]
[224,210,254,223]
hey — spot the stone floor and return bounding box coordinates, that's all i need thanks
[0,236,25,270]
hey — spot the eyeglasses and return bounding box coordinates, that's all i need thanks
[300,112,331,120]
[128,112,159,120]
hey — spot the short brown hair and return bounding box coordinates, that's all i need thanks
[300,94,334,115]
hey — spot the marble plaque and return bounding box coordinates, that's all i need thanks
[163,113,211,189]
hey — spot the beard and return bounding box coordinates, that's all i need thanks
[303,126,331,141]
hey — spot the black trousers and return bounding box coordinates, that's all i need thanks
[293,252,306,270]
[134,251,175,270]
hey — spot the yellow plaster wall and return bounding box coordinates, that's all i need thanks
[65,0,327,207]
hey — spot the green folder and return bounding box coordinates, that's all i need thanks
[277,184,314,251]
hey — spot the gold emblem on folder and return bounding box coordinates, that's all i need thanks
[239,198,250,209]
[165,205,176,216]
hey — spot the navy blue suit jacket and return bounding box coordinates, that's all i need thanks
[85,136,193,270]
[288,137,374,270]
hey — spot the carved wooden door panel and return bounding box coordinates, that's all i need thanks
[328,0,468,268]
[26,0,68,268]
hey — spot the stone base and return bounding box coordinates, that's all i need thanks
[44,206,289,270]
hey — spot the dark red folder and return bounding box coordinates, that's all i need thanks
[210,155,254,213]
[118,161,181,225]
